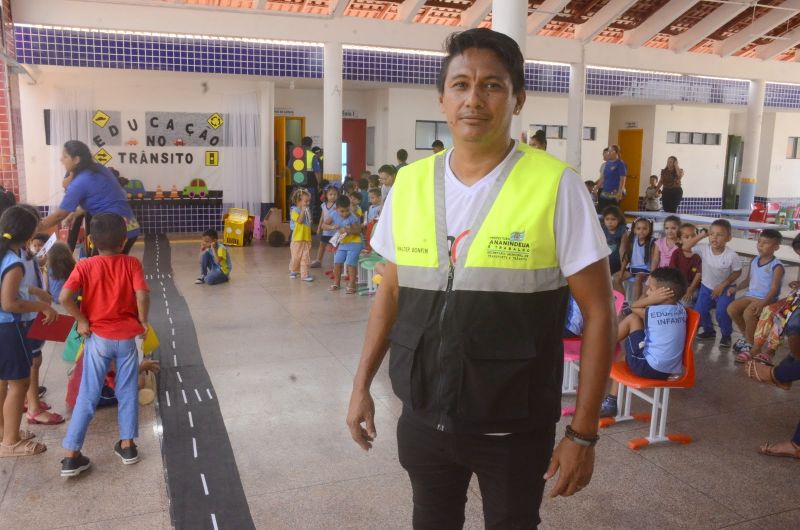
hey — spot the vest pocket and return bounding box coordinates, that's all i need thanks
[457,334,536,422]
[388,322,425,410]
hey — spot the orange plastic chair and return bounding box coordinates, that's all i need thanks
[561,291,625,417]
[598,309,700,450]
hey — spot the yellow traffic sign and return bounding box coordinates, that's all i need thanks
[205,151,219,166]
[93,110,110,128]
[207,113,224,130]
[94,148,112,165]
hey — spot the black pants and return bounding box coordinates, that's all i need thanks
[661,187,683,213]
[596,195,619,214]
[397,414,556,530]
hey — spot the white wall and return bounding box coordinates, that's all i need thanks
[652,105,730,198]
[758,111,800,198]
[609,105,656,193]
[20,66,271,204]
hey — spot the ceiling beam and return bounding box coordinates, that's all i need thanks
[719,0,800,57]
[755,25,800,60]
[622,0,699,49]
[669,2,748,53]
[329,0,349,17]
[527,0,570,34]
[397,0,428,23]
[574,0,639,43]
[460,0,492,28]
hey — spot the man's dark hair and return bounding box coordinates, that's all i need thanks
[397,149,408,162]
[759,228,782,244]
[432,140,444,149]
[378,164,397,176]
[203,229,218,240]
[90,212,127,251]
[710,219,732,235]
[301,136,313,148]
[437,28,525,96]
[335,196,351,209]
[650,267,688,302]
[533,129,547,149]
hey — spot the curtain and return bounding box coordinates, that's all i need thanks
[222,93,262,214]
[48,87,94,208]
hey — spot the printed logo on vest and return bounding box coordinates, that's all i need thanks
[486,233,532,262]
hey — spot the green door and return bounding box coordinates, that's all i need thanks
[723,136,743,209]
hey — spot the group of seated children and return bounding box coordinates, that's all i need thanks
[589,208,799,417]
[1,207,152,479]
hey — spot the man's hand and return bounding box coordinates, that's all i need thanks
[544,438,595,497]
[726,286,737,297]
[41,306,58,325]
[346,388,377,451]
[681,289,695,305]
[139,320,149,339]
[76,317,91,338]
[711,285,724,299]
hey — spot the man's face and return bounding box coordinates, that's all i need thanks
[607,148,618,161]
[438,48,524,146]
[432,145,443,154]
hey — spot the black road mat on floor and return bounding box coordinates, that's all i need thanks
[144,234,255,530]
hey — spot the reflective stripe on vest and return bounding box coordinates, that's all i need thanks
[392,142,568,293]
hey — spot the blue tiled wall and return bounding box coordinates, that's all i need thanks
[130,200,223,234]
[637,196,723,214]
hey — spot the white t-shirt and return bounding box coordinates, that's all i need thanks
[371,145,609,279]
[694,243,742,290]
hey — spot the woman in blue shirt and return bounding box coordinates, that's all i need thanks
[40,141,140,254]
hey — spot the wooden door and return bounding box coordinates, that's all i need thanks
[617,129,643,212]
[342,118,367,179]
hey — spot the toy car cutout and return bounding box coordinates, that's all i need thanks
[174,139,185,146]
[126,139,139,146]
[183,178,208,198]
[124,179,146,199]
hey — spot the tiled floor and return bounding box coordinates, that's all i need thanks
[1,236,798,529]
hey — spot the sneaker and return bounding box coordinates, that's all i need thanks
[38,386,47,399]
[302,276,314,282]
[719,335,732,348]
[697,330,716,340]
[61,454,91,477]
[196,276,205,281]
[310,260,322,268]
[599,395,618,418]
[733,338,748,353]
[289,272,299,279]
[114,441,140,465]
[194,278,205,284]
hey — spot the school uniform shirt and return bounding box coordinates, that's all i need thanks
[602,223,626,273]
[644,186,661,211]
[601,159,627,196]
[746,256,783,300]
[371,142,609,278]
[329,210,362,244]
[21,254,44,321]
[320,202,337,237]
[63,254,149,340]
[694,243,742,290]
[644,304,687,374]
[367,204,382,224]
[0,250,25,324]
[207,244,230,275]
[669,251,701,286]
[290,206,312,242]
[630,239,650,271]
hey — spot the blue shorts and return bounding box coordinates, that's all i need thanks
[624,329,671,380]
[0,322,32,380]
[21,320,44,358]
[320,235,332,245]
[335,242,363,267]
[785,308,800,337]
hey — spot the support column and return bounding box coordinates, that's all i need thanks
[566,46,586,172]
[739,79,766,209]
[323,41,343,182]
[258,81,274,209]
[491,0,528,139]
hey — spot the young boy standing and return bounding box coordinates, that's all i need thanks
[322,196,363,294]
[600,268,688,417]
[195,229,231,285]
[367,188,382,224]
[59,213,150,477]
[685,219,742,347]
[728,229,784,354]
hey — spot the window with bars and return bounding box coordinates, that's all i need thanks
[667,131,721,145]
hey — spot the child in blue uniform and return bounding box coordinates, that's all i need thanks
[600,267,688,417]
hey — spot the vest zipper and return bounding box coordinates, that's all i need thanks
[435,262,455,432]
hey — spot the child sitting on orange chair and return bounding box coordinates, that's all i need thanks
[600,267,688,418]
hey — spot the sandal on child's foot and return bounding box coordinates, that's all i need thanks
[744,361,792,390]
[0,439,47,458]
[19,430,35,442]
[346,286,356,294]
[27,409,65,425]
[753,352,774,366]
[328,285,340,291]
[734,350,752,363]
[310,260,321,268]
[23,400,52,413]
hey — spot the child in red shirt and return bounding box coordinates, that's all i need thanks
[669,223,702,307]
[59,213,150,477]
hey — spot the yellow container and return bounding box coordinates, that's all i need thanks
[223,208,254,247]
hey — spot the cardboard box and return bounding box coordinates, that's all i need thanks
[223,208,254,247]
[264,208,291,243]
